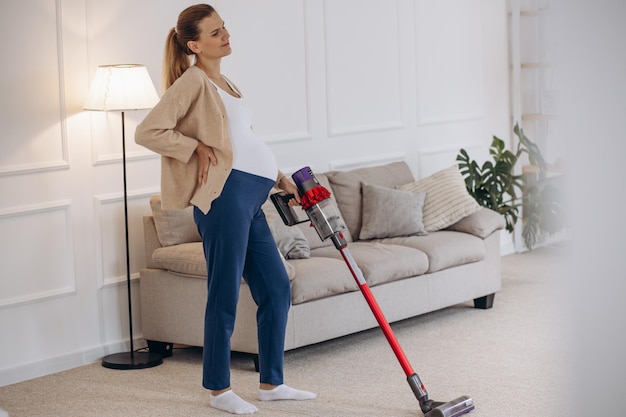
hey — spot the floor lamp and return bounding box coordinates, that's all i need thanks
[84,64,163,369]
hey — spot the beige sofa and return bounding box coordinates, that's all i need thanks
[139,162,505,367]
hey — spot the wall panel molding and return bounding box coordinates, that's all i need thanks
[324,0,404,137]
[93,150,158,167]
[263,131,313,144]
[328,152,407,171]
[414,0,485,125]
[0,0,69,177]
[0,160,70,177]
[87,111,159,166]
[93,188,159,289]
[417,144,482,178]
[0,200,75,309]
[327,121,405,138]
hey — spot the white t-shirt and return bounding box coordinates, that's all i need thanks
[211,78,278,181]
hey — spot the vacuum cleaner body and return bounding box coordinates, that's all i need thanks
[272,166,475,417]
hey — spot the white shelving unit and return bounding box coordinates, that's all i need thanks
[509,0,566,251]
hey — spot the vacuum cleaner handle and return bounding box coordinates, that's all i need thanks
[269,192,308,226]
[338,246,415,377]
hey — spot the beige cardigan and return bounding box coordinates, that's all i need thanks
[135,66,281,214]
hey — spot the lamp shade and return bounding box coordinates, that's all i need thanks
[84,64,159,111]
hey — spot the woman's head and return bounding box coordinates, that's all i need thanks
[162,4,216,90]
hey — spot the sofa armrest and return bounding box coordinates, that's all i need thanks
[143,216,163,269]
[446,207,506,238]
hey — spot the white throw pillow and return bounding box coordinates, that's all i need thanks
[397,165,480,232]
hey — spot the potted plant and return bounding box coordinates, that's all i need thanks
[456,123,564,249]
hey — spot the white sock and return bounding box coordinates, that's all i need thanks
[210,390,258,415]
[258,384,317,401]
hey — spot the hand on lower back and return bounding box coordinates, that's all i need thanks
[195,142,217,185]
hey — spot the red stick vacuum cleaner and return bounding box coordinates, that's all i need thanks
[271,166,475,417]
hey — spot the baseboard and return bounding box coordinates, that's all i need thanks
[0,338,147,387]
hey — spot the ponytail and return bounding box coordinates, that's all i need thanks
[162,4,216,91]
[162,28,191,91]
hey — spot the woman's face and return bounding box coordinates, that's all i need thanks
[188,13,231,59]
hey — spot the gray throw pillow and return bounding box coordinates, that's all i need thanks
[262,199,310,259]
[359,183,426,240]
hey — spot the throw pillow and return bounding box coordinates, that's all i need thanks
[359,183,426,240]
[397,165,480,232]
[262,198,310,259]
[446,207,506,238]
[150,195,202,247]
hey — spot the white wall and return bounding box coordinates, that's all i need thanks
[0,0,511,386]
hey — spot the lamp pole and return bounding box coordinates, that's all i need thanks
[101,109,162,370]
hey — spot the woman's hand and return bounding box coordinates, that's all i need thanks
[195,141,217,185]
[278,177,301,206]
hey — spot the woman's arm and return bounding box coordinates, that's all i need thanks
[276,173,301,205]
[135,93,199,163]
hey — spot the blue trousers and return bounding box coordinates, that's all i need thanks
[194,169,291,391]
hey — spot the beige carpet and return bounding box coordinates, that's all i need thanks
[0,247,568,417]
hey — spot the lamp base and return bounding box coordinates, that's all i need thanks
[102,351,163,370]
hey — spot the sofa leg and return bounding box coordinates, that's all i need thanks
[473,293,495,309]
[252,354,259,373]
[146,340,174,358]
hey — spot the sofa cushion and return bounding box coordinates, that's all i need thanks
[379,231,484,273]
[397,165,480,232]
[359,183,426,240]
[289,257,358,304]
[151,241,296,281]
[325,162,415,239]
[152,242,206,276]
[295,173,353,250]
[310,241,429,287]
[150,195,201,247]
[262,198,310,259]
[446,207,506,238]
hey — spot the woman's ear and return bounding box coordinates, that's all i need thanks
[187,40,200,54]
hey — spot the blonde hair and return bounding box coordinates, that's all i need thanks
[162,4,215,90]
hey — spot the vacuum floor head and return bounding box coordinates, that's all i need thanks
[424,396,474,417]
